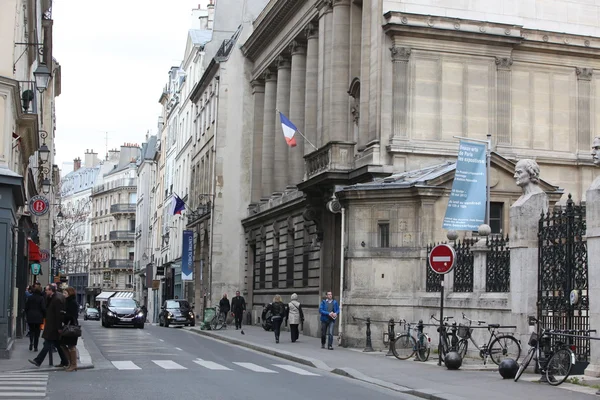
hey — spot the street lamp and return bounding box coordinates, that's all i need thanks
[38,143,50,163]
[41,178,51,194]
[33,63,51,93]
[56,209,64,220]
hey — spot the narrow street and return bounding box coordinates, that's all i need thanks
[36,321,419,399]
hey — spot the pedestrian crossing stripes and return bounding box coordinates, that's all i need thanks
[0,373,48,398]
[110,359,320,376]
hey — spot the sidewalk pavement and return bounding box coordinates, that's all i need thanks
[0,336,94,373]
[189,324,599,400]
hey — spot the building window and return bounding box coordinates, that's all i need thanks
[490,202,504,234]
[378,222,390,248]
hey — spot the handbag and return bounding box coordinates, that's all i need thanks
[61,321,82,338]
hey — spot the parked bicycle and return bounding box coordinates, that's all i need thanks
[392,319,431,362]
[209,305,226,331]
[458,313,521,365]
[514,316,578,386]
[431,315,459,361]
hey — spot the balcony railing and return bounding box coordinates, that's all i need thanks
[108,259,134,269]
[18,81,38,114]
[92,178,137,195]
[110,203,136,214]
[304,141,355,180]
[109,230,135,242]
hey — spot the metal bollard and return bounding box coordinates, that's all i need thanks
[386,318,395,356]
[363,317,374,352]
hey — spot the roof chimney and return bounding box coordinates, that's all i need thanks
[73,157,82,172]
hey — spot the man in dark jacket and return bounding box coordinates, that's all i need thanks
[219,294,230,328]
[29,285,68,367]
[231,291,246,330]
[25,286,45,351]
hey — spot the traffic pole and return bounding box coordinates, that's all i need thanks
[438,275,444,366]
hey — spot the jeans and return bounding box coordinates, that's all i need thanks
[34,339,68,366]
[290,324,299,342]
[272,317,283,341]
[233,311,243,328]
[321,320,335,347]
[28,323,41,350]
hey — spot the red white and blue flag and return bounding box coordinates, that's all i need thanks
[172,195,186,215]
[279,112,298,148]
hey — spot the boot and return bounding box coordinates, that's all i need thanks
[65,347,77,372]
[57,346,69,368]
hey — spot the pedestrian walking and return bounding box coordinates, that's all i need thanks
[61,287,79,372]
[319,291,339,350]
[266,295,287,344]
[219,293,230,328]
[24,285,33,337]
[287,293,304,343]
[231,291,246,330]
[28,285,69,367]
[25,286,45,351]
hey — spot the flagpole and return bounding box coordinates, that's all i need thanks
[276,109,318,151]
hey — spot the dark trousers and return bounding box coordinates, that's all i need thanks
[28,323,41,349]
[272,317,283,341]
[290,324,299,342]
[321,320,335,347]
[233,311,243,328]
[34,339,68,366]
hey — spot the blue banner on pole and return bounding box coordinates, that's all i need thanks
[442,140,487,231]
[181,230,194,281]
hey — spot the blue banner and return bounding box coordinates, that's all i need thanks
[181,230,194,281]
[442,140,487,231]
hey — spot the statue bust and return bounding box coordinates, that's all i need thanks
[513,159,544,207]
[590,137,600,190]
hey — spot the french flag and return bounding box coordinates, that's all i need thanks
[279,112,298,148]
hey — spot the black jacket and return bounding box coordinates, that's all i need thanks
[61,296,79,346]
[268,301,287,319]
[219,298,230,314]
[43,292,65,341]
[25,292,45,324]
[231,296,246,313]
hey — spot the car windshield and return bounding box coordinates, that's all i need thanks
[109,299,137,308]
[166,300,190,309]
[87,308,98,313]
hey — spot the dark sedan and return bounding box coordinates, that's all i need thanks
[102,298,144,329]
[159,299,195,327]
[84,307,100,321]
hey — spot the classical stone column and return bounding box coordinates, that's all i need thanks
[317,0,333,145]
[250,80,265,203]
[289,41,307,186]
[577,68,593,151]
[261,70,277,198]
[329,0,351,142]
[304,23,319,157]
[274,56,291,192]
[389,45,411,147]
[495,57,513,145]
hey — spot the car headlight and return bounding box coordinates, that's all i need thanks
[189,312,194,318]
[167,312,173,319]
[107,311,115,317]
[137,312,144,318]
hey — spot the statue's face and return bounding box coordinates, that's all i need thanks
[592,138,600,166]
[514,162,530,188]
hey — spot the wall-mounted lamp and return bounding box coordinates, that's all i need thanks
[38,143,50,163]
[41,178,51,194]
[33,63,51,93]
[361,241,366,247]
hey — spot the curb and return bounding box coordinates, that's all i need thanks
[188,328,467,400]
[10,363,95,373]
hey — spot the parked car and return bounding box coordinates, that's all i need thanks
[101,297,144,329]
[159,299,195,327]
[84,307,100,321]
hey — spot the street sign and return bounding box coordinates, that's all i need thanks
[156,266,165,276]
[30,263,41,275]
[29,195,49,216]
[40,249,50,263]
[428,244,456,274]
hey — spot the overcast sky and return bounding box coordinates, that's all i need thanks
[53,0,207,168]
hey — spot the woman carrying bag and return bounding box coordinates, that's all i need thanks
[61,287,81,372]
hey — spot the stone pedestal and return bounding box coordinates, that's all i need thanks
[585,187,600,376]
[509,192,548,344]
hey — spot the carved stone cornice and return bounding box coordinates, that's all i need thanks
[277,56,291,70]
[251,79,265,94]
[290,40,306,56]
[495,57,513,71]
[390,46,411,62]
[305,22,318,40]
[332,0,351,6]
[263,69,277,82]
[316,0,333,16]
[576,67,593,81]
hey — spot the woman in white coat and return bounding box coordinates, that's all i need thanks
[287,293,304,343]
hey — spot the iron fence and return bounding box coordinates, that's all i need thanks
[453,239,476,292]
[486,235,510,292]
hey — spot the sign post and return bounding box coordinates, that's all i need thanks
[428,244,456,366]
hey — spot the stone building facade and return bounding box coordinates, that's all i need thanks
[238,0,600,342]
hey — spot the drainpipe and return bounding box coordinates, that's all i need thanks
[338,206,345,346]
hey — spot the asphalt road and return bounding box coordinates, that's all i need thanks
[39,320,419,400]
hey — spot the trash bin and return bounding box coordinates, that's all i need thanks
[201,307,216,330]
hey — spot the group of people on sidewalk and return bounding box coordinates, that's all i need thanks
[24,283,80,372]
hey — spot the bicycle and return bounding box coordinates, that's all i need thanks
[458,313,521,365]
[431,315,459,361]
[209,306,226,331]
[514,316,577,386]
[391,319,431,362]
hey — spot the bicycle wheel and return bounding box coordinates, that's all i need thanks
[546,348,573,386]
[392,334,416,360]
[439,334,450,361]
[457,339,468,359]
[489,335,521,365]
[514,347,535,382]
[416,334,431,362]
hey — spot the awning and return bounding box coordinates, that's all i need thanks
[112,292,134,299]
[28,239,41,262]
[95,291,115,301]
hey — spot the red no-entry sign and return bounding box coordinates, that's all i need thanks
[429,244,456,274]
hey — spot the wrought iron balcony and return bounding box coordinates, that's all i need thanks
[92,178,137,195]
[108,259,134,269]
[109,230,135,242]
[304,141,355,180]
[110,203,136,214]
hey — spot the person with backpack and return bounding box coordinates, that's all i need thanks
[266,295,287,343]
